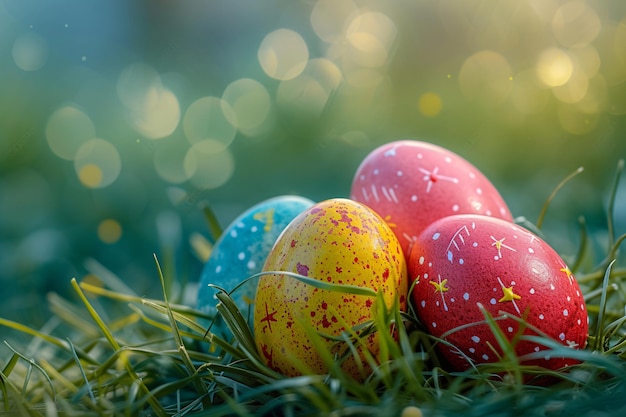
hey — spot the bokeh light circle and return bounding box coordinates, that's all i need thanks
[183,140,235,189]
[310,0,358,42]
[536,48,574,87]
[222,78,271,133]
[116,63,162,110]
[98,219,122,244]
[458,50,513,104]
[12,31,48,71]
[552,1,601,48]
[345,11,397,68]
[154,138,189,184]
[183,96,238,148]
[45,105,96,160]
[258,29,309,80]
[130,86,181,139]
[418,92,443,117]
[73,139,122,188]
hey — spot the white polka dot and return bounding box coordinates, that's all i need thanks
[476,188,483,195]
[436,300,440,306]
[528,248,535,253]
[250,225,258,233]
[472,242,478,247]
[411,195,418,202]
[576,290,580,297]
[494,256,499,261]
[373,169,379,175]
[247,260,256,269]
[469,347,475,353]
[230,229,238,238]
[559,333,565,341]
[511,281,516,285]
[432,232,440,240]
[534,346,540,352]
[469,172,476,179]
[432,322,437,328]
[452,204,459,212]
[238,252,245,260]
[215,265,222,274]
[445,156,452,163]
[419,256,425,265]
[421,300,426,308]
[482,354,489,360]
[490,298,497,305]
[507,327,513,333]
[471,336,480,343]
[545,355,551,361]
[486,210,492,216]
[458,259,464,265]
[500,207,507,216]
[529,288,535,294]
[428,262,432,267]
[397,170,403,176]
[360,174,365,180]
[550,284,556,290]
[567,296,571,302]
[424,273,429,279]
[417,153,423,159]
[463,293,470,301]
[450,298,455,302]
[539,314,545,320]
[580,304,585,310]
[577,319,581,325]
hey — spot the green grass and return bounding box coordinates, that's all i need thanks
[1,160,626,416]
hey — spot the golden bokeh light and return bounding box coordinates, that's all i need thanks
[74,139,121,188]
[345,11,397,69]
[98,219,122,244]
[222,78,272,134]
[129,86,180,139]
[552,67,589,104]
[183,96,238,148]
[310,0,358,42]
[552,1,601,48]
[458,50,513,104]
[536,48,574,87]
[154,138,189,184]
[116,62,162,111]
[418,92,443,117]
[12,31,48,71]
[258,29,309,81]
[45,105,96,160]
[183,140,235,189]
[276,58,343,119]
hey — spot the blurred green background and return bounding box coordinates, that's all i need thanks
[1,0,626,336]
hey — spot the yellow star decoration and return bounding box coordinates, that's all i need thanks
[499,286,521,303]
[430,279,449,293]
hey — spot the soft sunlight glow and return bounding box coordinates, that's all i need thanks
[74,139,121,188]
[98,219,122,244]
[183,140,235,189]
[183,96,237,149]
[458,50,513,104]
[45,105,96,160]
[536,48,574,87]
[222,78,272,135]
[258,29,309,81]
[12,31,48,71]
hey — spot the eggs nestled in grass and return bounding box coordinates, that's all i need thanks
[350,140,513,257]
[253,198,408,379]
[408,214,588,372]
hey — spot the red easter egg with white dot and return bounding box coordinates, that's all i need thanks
[350,140,513,257]
[408,214,588,372]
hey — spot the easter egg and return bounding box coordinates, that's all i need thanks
[196,195,314,337]
[408,214,588,372]
[350,140,513,257]
[254,198,408,379]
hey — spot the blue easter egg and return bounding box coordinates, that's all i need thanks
[196,195,314,338]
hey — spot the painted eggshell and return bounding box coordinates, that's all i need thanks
[196,195,314,337]
[408,214,588,372]
[254,198,408,380]
[350,140,513,257]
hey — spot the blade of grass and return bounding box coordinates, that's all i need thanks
[202,204,223,243]
[536,166,584,229]
[251,271,377,298]
[593,260,617,351]
[70,277,168,417]
[153,254,208,405]
[607,159,624,250]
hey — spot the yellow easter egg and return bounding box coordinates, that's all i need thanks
[253,198,408,379]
